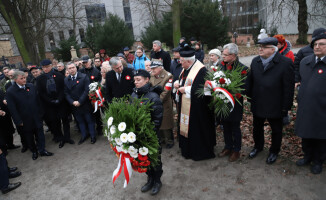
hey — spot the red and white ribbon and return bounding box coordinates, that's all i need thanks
[112,153,133,188]
[93,88,105,113]
[204,80,235,112]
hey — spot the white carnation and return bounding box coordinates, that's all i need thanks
[110,125,116,135]
[115,137,122,146]
[127,132,136,143]
[107,117,113,127]
[225,78,231,86]
[128,146,138,155]
[118,122,127,132]
[139,147,149,156]
[130,152,138,158]
[120,133,128,143]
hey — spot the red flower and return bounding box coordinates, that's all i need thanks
[212,68,217,72]
[125,75,131,80]
[235,93,242,99]
[227,65,233,70]
[219,78,225,84]
[53,75,56,78]
[241,70,247,75]
[138,154,148,161]
[26,89,30,92]
[91,76,95,79]
[76,81,79,83]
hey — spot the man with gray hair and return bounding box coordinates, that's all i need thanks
[150,40,171,72]
[105,57,134,103]
[174,46,216,161]
[206,49,222,71]
[246,37,294,164]
[6,70,53,160]
[79,55,101,83]
[217,43,248,162]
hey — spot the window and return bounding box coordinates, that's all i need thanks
[85,4,106,24]
[59,31,64,41]
[48,32,55,47]
[79,28,85,42]
[69,29,74,37]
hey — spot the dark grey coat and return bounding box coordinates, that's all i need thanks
[246,52,295,118]
[295,55,326,139]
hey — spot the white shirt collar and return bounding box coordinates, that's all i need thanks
[316,56,325,63]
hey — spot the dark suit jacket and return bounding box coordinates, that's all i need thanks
[79,66,101,83]
[246,52,295,118]
[64,72,91,115]
[6,83,42,131]
[36,71,66,119]
[105,67,135,103]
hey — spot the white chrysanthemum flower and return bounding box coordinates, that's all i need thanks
[139,147,149,156]
[110,125,116,135]
[128,146,138,155]
[116,146,122,152]
[214,71,225,79]
[127,132,136,143]
[107,117,113,127]
[224,99,229,103]
[225,78,231,86]
[89,82,98,91]
[115,137,122,146]
[121,147,128,154]
[130,152,138,158]
[118,122,127,132]
[120,133,128,143]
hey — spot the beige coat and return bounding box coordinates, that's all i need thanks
[150,69,174,130]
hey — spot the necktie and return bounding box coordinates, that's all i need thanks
[118,73,121,82]
[317,58,321,63]
[72,76,75,81]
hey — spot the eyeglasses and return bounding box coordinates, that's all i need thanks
[314,43,326,47]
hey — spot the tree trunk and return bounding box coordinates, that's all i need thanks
[172,0,181,47]
[296,0,308,44]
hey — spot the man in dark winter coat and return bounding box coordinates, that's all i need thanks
[218,43,248,162]
[6,71,53,160]
[150,40,171,72]
[246,37,294,164]
[37,59,74,148]
[65,62,96,145]
[131,69,163,196]
[79,56,101,83]
[105,57,135,103]
[294,28,325,84]
[295,31,326,174]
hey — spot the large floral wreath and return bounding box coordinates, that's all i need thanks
[103,97,160,188]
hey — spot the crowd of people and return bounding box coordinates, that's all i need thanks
[0,27,326,195]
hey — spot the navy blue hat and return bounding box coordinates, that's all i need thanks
[134,69,150,78]
[179,45,196,57]
[117,53,125,58]
[150,60,163,68]
[40,59,52,66]
[311,28,326,48]
[257,37,278,46]
[82,55,90,62]
[172,46,182,52]
[123,47,130,51]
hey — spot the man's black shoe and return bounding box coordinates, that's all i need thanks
[9,171,21,179]
[8,167,17,172]
[21,146,28,153]
[311,164,322,174]
[59,141,65,148]
[32,152,38,160]
[248,148,261,159]
[40,150,53,157]
[266,153,278,164]
[78,137,86,145]
[91,137,96,144]
[141,177,154,192]
[1,182,21,194]
[296,158,311,166]
[151,181,162,195]
[7,144,21,150]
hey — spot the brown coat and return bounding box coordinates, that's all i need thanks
[150,69,174,130]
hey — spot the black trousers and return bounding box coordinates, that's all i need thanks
[222,121,242,152]
[17,126,37,153]
[302,138,326,164]
[146,131,163,182]
[93,109,103,136]
[0,153,9,190]
[253,116,283,154]
[61,114,71,142]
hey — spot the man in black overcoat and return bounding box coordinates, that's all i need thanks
[246,37,294,164]
[36,59,74,148]
[295,31,326,174]
[218,43,248,162]
[6,71,53,160]
[64,62,96,144]
[105,57,135,103]
[150,40,171,72]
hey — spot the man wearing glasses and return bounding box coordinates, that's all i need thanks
[295,30,326,174]
[246,37,294,164]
